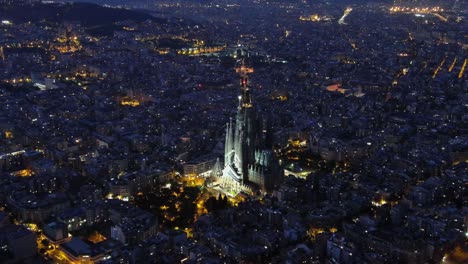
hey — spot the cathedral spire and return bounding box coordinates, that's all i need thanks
[235,61,254,109]
[211,158,223,178]
[220,60,283,195]
[225,121,231,157]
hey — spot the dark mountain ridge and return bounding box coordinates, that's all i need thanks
[0,2,166,26]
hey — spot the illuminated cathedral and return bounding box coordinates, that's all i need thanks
[220,63,283,195]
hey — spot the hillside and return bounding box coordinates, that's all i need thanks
[0,2,166,26]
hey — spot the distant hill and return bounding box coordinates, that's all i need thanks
[0,2,166,26]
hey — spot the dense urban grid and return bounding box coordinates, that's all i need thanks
[0,0,466,263]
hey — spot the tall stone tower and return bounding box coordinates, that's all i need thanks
[221,62,282,195]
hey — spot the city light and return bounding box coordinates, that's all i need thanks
[372,199,387,207]
[120,98,140,107]
[338,7,353,25]
[299,14,321,22]
[459,59,467,79]
[389,6,444,14]
[0,1,464,263]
